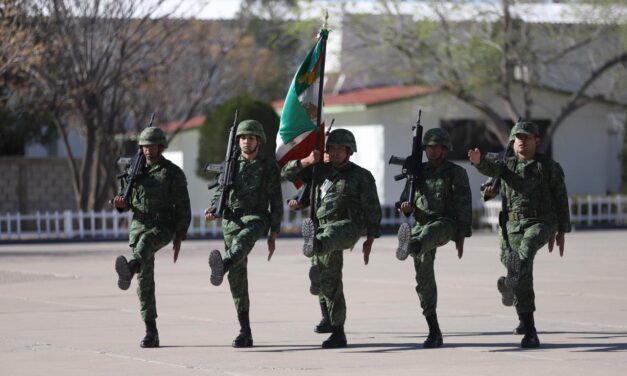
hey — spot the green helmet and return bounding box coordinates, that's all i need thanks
[423,128,452,150]
[327,129,357,154]
[236,119,266,144]
[138,127,168,147]
[510,121,539,140]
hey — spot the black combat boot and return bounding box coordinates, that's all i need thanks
[322,326,347,349]
[232,311,253,348]
[520,312,540,348]
[140,319,159,348]
[514,313,525,334]
[302,219,322,257]
[396,223,412,260]
[314,301,332,333]
[209,250,231,286]
[309,265,321,296]
[423,314,443,348]
[115,256,140,290]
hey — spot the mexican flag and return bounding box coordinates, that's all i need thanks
[276,29,328,171]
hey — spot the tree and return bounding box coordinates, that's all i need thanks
[196,95,280,181]
[344,0,627,151]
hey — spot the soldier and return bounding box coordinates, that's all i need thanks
[114,127,191,348]
[395,128,472,349]
[468,121,571,348]
[204,119,283,348]
[283,129,382,349]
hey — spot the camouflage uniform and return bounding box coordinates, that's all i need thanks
[211,154,283,313]
[208,119,283,348]
[473,121,571,348]
[395,128,472,348]
[115,127,191,348]
[282,129,382,348]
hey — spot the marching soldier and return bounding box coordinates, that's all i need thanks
[396,128,472,348]
[283,129,382,349]
[468,121,571,348]
[205,120,283,348]
[114,127,191,348]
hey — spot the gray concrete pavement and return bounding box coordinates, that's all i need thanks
[0,230,626,376]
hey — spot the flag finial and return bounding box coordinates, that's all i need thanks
[322,9,329,29]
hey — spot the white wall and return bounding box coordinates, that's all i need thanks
[167,129,210,212]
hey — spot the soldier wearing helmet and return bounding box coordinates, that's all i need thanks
[113,126,191,348]
[396,126,472,349]
[282,128,382,349]
[469,121,571,349]
[205,119,283,348]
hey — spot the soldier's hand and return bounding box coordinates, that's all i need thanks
[362,237,374,265]
[468,148,481,165]
[204,207,217,221]
[399,201,413,214]
[287,199,301,210]
[267,232,277,261]
[483,186,497,198]
[556,232,565,257]
[455,236,465,259]
[172,237,182,263]
[548,231,556,253]
[113,196,127,209]
[301,150,321,167]
[323,152,331,164]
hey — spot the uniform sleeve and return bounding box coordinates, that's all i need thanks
[266,160,284,234]
[474,156,507,178]
[452,167,473,238]
[281,160,311,182]
[550,162,572,233]
[171,167,192,240]
[360,171,382,238]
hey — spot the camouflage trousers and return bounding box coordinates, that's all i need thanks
[223,218,268,314]
[410,218,456,317]
[314,219,362,327]
[129,222,174,322]
[499,220,550,314]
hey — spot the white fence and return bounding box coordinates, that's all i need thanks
[0,205,408,241]
[479,195,627,231]
[2,196,626,241]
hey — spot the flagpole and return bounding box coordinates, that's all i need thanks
[310,10,329,223]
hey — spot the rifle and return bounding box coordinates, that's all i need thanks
[389,110,424,211]
[114,113,156,206]
[204,109,240,218]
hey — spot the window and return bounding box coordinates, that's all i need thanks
[440,119,551,160]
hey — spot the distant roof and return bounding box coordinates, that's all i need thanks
[163,115,204,134]
[272,85,434,110]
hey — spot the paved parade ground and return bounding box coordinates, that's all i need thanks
[1,230,626,376]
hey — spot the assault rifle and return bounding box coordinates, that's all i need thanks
[114,113,156,206]
[389,110,424,211]
[204,110,240,218]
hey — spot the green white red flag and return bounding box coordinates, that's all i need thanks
[275,28,328,170]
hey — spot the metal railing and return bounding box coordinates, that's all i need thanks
[480,195,627,231]
[2,195,625,241]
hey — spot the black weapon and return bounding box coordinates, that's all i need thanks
[114,113,156,205]
[389,110,424,210]
[204,109,240,218]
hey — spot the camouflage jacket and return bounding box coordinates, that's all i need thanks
[475,153,571,233]
[211,154,283,234]
[119,156,191,240]
[282,160,382,238]
[403,160,472,238]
